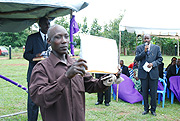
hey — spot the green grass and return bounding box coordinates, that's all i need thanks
[0,51,180,121]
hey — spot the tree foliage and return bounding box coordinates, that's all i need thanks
[81,17,89,34]
[0,14,178,56]
[90,18,102,36]
[0,29,29,47]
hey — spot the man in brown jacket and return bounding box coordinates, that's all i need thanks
[29,24,123,121]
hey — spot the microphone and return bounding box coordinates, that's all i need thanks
[145,42,149,46]
[145,42,149,53]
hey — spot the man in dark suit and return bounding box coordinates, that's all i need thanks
[135,34,163,116]
[23,17,50,121]
[166,58,180,89]
[120,60,130,77]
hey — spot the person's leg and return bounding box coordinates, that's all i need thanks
[28,92,39,121]
[141,77,149,112]
[149,79,158,113]
[97,92,103,103]
[27,81,39,121]
[104,87,111,106]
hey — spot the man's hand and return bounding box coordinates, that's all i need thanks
[116,68,122,78]
[65,58,88,79]
[102,74,117,86]
[36,53,41,57]
[147,63,153,68]
[144,45,149,52]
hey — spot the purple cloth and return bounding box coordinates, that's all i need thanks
[71,15,79,34]
[70,15,79,55]
[112,74,143,104]
[169,76,180,102]
[157,79,164,101]
[157,80,164,91]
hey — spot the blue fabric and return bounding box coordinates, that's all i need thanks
[176,65,180,74]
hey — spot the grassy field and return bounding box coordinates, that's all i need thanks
[0,51,180,121]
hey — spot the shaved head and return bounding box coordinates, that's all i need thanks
[47,24,67,41]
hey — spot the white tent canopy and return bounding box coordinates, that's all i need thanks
[0,0,88,32]
[119,0,180,55]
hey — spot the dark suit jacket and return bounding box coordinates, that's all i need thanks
[158,62,164,78]
[167,65,180,77]
[166,64,180,88]
[23,32,49,83]
[121,65,130,77]
[135,43,163,80]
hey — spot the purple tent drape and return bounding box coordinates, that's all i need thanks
[70,15,79,56]
[169,76,180,102]
[0,74,28,93]
[112,74,143,104]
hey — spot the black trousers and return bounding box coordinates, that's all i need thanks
[140,73,158,112]
[95,74,111,103]
[28,81,39,121]
[97,86,111,103]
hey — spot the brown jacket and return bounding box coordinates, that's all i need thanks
[29,53,108,121]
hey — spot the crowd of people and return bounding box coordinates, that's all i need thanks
[22,17,179,120]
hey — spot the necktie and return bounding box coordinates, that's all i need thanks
[44,35,47,47]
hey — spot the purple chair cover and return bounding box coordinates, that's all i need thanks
[157,79,164,101]
[169,76,180,102]
[112,74,143,104]
[158,80,164,91]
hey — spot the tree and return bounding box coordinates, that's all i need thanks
[102,16,123,46]
[90,18,102,36]
[0,29,30,47]
[81,17,89,34]
[54,16,70,32]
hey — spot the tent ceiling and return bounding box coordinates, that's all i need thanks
[0,0,88,32]
[119,1,180,37]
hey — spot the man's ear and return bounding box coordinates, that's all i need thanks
[47,38,51,44]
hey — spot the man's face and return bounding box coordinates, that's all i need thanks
[39,19,50,34]
[143,35,151,44]
[50,26,69,55]
[120,60,124,66]
[172,58,177,65]
[177,59,180,66]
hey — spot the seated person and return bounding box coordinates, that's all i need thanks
[158,62,164,79]
[131,61,141,92]
[128,59,138,69]
[120,60,130,77]
[133,60,139,69]
[165,57,177,71]
[128,61,134,69]
[166,58,180,89]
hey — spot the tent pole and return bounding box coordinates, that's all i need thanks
[119,31,121,63]
[136,36,137,48]
[116,31,122,102]
[178,36,179,56]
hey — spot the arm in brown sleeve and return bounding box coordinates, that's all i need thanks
[29,64,70,108]
[83,73,109,93]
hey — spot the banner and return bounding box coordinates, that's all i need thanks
[80,34,118,74]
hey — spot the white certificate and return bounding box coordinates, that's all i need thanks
[143,62,152,72]
[80,34,118,74]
